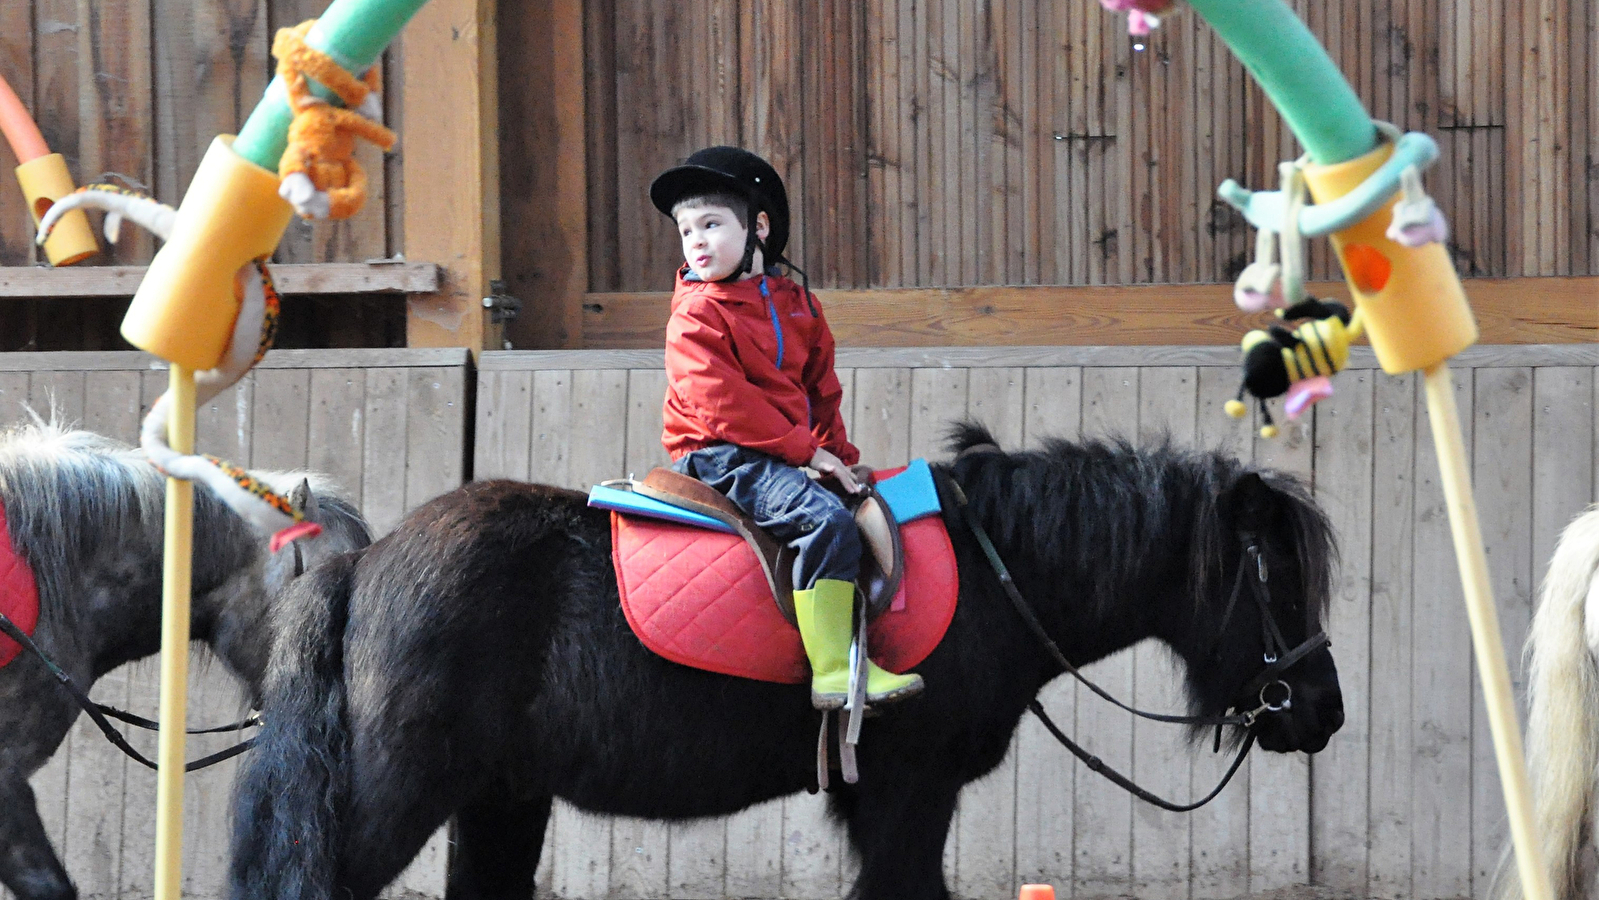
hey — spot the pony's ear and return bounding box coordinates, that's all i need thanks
[1219,471,1278,532]
[288,478,321,522]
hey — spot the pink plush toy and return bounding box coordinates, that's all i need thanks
[1099,0,1180,36]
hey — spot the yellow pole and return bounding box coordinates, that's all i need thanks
[153,364,195,900]
[1424,361,1554,900]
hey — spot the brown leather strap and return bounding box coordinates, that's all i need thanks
[853,488,904,618]
[637,468,796,625]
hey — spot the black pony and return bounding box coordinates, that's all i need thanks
[229,424,1344,900]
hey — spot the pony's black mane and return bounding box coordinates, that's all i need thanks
[942,421,1335,624]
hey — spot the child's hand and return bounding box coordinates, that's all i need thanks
[810,448,864,494]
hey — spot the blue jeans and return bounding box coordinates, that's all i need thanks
[672,444,860,590]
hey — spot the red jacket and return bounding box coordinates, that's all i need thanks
[663,268,859,467]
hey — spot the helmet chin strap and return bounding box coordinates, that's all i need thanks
[717,226,765,283]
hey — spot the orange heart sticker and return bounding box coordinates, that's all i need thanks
[1343,243,1393,293]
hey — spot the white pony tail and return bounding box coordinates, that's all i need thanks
[1512,505,1599,900]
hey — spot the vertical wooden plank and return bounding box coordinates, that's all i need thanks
[530,370,575,490]
[1014,366,1081,894]
[403,0,499,350]
[117,372,172,900]
[1190,365,1252,899]
[1411,369,1474,899]
[556,368,629,896]
[1569,0,1592,275]
[76,0,154,354]
[951,368,1024,900]
[403,366,467,510]
[962,0,984,286]
[181,664,252,898]
[898,0,920,286]
[909,368,968,461]
[361,368,409,537]
[0,0,37,273]
[751,2,806,279]
[391,365,468,900]
[31,0,80,351]
[0,373,30,427]
[1130,366,1197,900]
[1248,402,1315,894]
[501,0,588,348]
[583,0,619,293]
[869,0,894,286]
[667,818,724,900]
[59,370,144,900]
[1365,371,1418,900]
[308,369,368,504]
[724,798,784,900]
[250,368,311,471]
[196,374,254,472]
[29,371,87,429]
[1470,368,1535,897]
[1072,366,1137,898]
[475,369,534,481]
[610,0,653,290]
[780,791,842,900]
[1531,368,1595,590]
[623,368,671,478]
[1308,369,1376,896]
[851,368,912,467]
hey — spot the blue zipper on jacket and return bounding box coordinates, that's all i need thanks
[760,276,784,368]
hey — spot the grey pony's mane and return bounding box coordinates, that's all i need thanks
[0,418,362,637]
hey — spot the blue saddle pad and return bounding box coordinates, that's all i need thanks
[586,458,942,532]
[874,458,941,523]
[586,483,736,533]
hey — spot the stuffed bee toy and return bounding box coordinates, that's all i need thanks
[1226,298,1364,438]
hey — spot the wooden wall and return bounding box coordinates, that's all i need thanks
[1,1,1591,350]
[0,0,399,350]
[2,343,1595,898]
[476,343,1597,900]
[0,348,468,900]
[577,0,1599,294]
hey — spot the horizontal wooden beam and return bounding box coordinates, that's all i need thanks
[0,347,470,372]
[582,277,1598,348]
[0,261,441,298]
[478,344,1597,371]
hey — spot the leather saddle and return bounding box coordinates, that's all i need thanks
[632,467,905,628]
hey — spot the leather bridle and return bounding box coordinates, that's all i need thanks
[943,469,1329,812]
[0,540,310,773]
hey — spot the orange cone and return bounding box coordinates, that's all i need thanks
[1018,885,1056,900]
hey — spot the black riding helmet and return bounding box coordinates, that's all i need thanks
[650,146,791,277]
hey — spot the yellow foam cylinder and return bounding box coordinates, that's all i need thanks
[1301,143,1476,375]
[122,136,293,370]
[16,153,98,266]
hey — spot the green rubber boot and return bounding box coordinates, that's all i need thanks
[793,578,924,710]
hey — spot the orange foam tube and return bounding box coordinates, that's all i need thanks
[122,136,293,370]
[0,73,48,163]
[1302,142,1477,375]
[2,74,97,266]
[16,154,99,266]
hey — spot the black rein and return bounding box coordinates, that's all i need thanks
[0,610,258,773]
[940,466,1325,812]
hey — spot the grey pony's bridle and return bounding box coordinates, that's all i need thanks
[940,452,1329,812]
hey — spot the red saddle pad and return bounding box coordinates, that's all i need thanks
[613,512,959,684]
[0,502,40,668]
